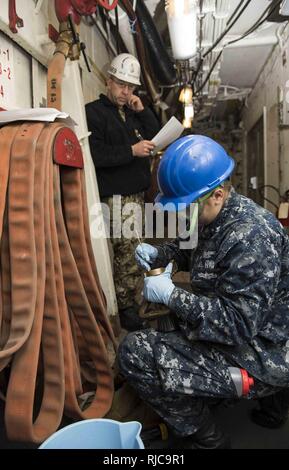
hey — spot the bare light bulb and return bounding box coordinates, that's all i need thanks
[179,85,193,104]
[182,117,192,129]
[184,104,194,120]
[165,0,197,60]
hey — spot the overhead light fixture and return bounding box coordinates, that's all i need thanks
[182,104,194,129]
[182,117,193,129]
[280,0,289,16]
[184,104,194,120]
[165,0,197,60]
[179,85,193,104]
[179,85,194,128]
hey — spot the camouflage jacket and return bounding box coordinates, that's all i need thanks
[154,188,289,387]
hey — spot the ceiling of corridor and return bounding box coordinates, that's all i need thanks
[144,0,288,91]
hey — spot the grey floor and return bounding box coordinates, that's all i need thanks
[1,276,288,450]
[1,396,288,449]
[143,400,289,450]
[213,399,289,449]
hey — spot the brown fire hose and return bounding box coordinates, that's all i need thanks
[0,122,115,443]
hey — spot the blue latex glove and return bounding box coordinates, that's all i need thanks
[143,263,175,305]
[135,243,158,271]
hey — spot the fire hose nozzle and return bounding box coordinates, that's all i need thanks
[229,367,255,398]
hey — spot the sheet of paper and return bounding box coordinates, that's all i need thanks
[0,107,76,127]
[152,116,184,154]
[278,202,289,219]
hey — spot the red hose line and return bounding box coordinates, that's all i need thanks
[97,0,118,10]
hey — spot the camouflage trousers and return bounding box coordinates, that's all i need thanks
[118,329,280,436]
[102,193,144,311]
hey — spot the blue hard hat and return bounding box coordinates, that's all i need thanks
[155,135,235,209]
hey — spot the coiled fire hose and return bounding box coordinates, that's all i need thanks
[0,122,116,443]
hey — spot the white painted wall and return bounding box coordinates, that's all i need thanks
[0,32,32,108]
[0,0,118,316]
[243,25,289,209]
[62,60,118,316]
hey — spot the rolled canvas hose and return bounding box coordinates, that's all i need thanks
[0,122,115,443]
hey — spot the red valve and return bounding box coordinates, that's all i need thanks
[55,0,82,25]
[54,0,118,24]
[71,0,98,16]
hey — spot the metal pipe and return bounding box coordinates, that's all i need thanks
[135,0,176,85]
[47,22,74,111]
[119,0,160,105]
[89,14,118,55]
[226,36,278,48]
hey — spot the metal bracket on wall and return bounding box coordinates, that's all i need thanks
[9,0,24,34]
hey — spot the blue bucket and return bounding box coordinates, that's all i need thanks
[39,419,144,449]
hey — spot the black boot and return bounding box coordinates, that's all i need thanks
[250,389,289,429]
[172,417,231,450]
[119,304,149,332]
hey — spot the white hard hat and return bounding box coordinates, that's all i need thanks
[108,53,141,86]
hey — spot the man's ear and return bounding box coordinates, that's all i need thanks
[213,188,225,203]
[107,77,112,88]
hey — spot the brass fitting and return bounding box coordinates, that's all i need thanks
[54,21,80,61]
[145,267,166,277]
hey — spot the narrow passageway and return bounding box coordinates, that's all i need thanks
[141,400,289,450]
[1,0,289,450]
[1,396,288,449]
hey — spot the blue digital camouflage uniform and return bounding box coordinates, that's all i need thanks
[118,188,289,436]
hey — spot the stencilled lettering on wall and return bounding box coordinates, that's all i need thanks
[0,35,14,109]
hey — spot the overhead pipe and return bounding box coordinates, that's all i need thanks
[52,0,160,104]
[97,0,119,10]
[119,0,161,105]
[47,21,76,111]
[226,36,278,48]
[50,0,119,110]
[132,0,176,86]
[108,5,137,56]
[50,0,98,111]
[54,0,118,24]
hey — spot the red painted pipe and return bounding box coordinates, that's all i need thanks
[55,0,81,24]
[54,0,118,24]
[71,0,98,16]
[97,0,118,10]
